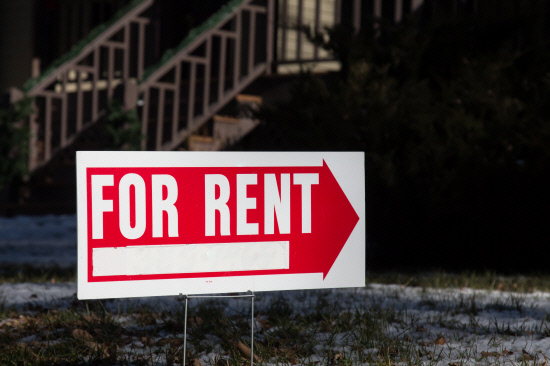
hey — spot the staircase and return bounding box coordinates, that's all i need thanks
[135,0,273,152]
[5,0,347,214]
[15,0,273,172]
[20,0,154,172]
[2,0,275,214]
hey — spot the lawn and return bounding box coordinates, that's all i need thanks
[3,271,550,365]
[2,215,550,365]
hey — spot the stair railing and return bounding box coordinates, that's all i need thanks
[136,0,275,151]
[24,0,154,171]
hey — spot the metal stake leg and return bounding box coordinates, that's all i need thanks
[181,292,256,366]
[251,292,255,365]
[183,295,188,366]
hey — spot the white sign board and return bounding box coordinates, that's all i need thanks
[77,151,365,299]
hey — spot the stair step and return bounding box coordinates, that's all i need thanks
[188,135,219,151]
[213,115,240,124]
[236,94,262,104]
[189,135,214,143]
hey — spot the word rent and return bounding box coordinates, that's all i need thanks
[91,173,319,240]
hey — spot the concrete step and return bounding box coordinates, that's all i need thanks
[188,135,219,151]
[236,94,263,104]
[186,93,262,152]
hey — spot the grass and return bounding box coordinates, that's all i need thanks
[0,264,76,284]
[366,270,550,293]
[0,289,420,365]
[4,266,550,293]
[3,271,550,364]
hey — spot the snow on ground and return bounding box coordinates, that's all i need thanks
[0,214,77,267]
[2,215,550,365]
[3,282,550,365]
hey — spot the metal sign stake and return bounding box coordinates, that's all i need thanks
[182,292,256,366]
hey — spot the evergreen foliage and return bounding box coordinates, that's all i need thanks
[241,1,550,271]
[0,98,31,191]
[105,100,143,151]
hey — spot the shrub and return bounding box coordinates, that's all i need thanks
[105,99,142,151]
[0,98,31,191]
[240,2,550,272]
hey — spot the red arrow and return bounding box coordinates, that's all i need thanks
[290,161,359,278]
[86,161,359,282]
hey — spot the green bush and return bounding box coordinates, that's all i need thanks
[240,2,550,272]
[105,100,142,151]
[0,98,31,191]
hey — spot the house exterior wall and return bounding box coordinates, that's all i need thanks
[0,0,34,94]
[277,0,335,62]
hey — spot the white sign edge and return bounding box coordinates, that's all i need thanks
[76,151,365,300]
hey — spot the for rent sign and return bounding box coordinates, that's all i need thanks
[77,151,365,299]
